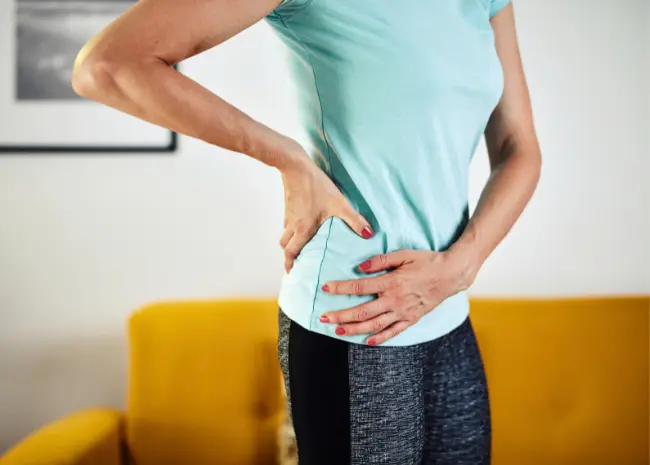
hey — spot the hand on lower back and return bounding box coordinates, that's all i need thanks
[279,143,374,273]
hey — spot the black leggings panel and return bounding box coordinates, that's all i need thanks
[277,306,491,465]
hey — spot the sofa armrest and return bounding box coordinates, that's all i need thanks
[0,408,125,465]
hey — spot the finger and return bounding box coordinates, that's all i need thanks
[284,231,311,262]
[280,228,295,272]
[279,227,294,249]
[366,320,411,346]
[357,250,412,273]
[284,255,293,273]
[319,297,390,325]
[337,207,374,239]
[336,311,398,336]
[284,228,317,272]
[322,273,399,296]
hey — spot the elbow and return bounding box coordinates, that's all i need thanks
[531,143,543,183]
[71,48,120,101]
[508,132,543,180]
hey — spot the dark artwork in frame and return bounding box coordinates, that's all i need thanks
[0,0,177,153]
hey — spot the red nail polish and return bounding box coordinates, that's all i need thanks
[320,315,329,323]
[322,284,330,292]
[361,226,373,239]
[359,260,372,271]
[367,338,376,346]
[335,327,346,335]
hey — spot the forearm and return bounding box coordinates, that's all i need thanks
[448,136,541,283]
[72,55,302,171]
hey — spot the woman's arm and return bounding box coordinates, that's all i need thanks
[447,2,542,283]
[72,0,298,169]
[71,0,375,271]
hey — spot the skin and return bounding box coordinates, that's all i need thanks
[72,1,540,346]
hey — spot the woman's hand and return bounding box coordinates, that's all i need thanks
[279,141,374,273]
[318,246,478,345]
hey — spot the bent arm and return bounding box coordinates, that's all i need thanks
[71,0,305,171]
[449,3,542,281]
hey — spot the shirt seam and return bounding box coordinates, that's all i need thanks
[311,217,334,329]
[275,14,334,331]
[272,0,316,22]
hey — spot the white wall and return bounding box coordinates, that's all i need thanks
[0,0,648,453]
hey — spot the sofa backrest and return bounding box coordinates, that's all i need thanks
[125,299,284,465]
[470,297,648,465]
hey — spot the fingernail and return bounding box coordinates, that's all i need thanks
[367,338,376,346]
[319,315,329,323]
[322,284,330,292]
[335,327,346,335]
[359,260,371,271]
[361,225,373,239]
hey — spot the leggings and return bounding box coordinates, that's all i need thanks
[277,306,491,465]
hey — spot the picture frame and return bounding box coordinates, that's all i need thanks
[0,0,178,154]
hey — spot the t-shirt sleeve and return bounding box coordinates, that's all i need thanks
[267,0,313,19]
[489,0,511,17]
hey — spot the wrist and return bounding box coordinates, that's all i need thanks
[241,122,310,173]
[446,229,483,289]
[277,144,313,175]
[265,135,312,175]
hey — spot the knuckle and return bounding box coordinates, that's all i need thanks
[391,323,405,337]
[293,219,307,234]
[356,307,369,321]
[352,280,364,294]
[391,276,406,289]
[348,323,361,335]
[372,318,384,332]
[378,254,388,266]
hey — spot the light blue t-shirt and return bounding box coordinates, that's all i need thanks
[265,0,510,346]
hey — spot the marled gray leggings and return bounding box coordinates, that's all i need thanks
[277,306,491,465]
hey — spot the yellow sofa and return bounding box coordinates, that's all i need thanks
[1,297,648,465]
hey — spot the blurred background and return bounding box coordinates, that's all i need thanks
[0,0,648,459]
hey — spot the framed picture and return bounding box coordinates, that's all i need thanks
[0,0,177,153]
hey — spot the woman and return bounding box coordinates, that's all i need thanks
[72,0,541,463]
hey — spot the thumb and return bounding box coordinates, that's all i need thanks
[338,208,374,239]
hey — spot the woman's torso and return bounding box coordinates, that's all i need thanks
[265,0,506,346]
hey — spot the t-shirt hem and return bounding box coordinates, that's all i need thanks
[279,291,470,347]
